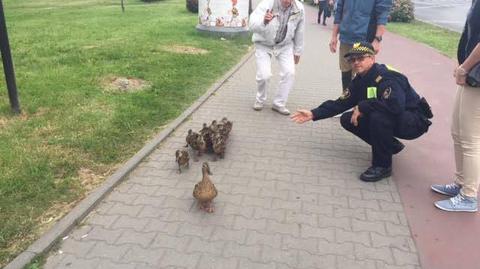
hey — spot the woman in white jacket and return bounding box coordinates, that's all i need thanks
[249,0,305,115]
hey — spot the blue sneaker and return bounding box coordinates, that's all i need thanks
[435,194,478,212]
[431,183,461,197]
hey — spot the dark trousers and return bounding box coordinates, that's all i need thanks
[317,1,328,23]
[340,110,430,168]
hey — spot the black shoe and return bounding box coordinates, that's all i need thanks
[392,139,405,155]
[322,22,327,26]
[360,166,392,182]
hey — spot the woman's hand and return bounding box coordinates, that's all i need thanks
[454,66,468,86]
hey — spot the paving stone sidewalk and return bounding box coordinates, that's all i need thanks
[43,5,422,269]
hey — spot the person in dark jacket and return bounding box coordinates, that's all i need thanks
[431,0,480,212]
[329,0,392,92]
[291,42,431,182]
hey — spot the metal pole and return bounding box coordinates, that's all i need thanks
[0,0,21,114]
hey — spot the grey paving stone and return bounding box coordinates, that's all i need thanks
[223,241,262,260]
[392,248,421,266]
[46,254,101,269]
[121,245,164,265]
[233,216,267,231]
[186,237,226,256]
[336,256,376,269]
[300,225,335,242]
[86,242,130,261]
[59,239,96,256]
[159,249,201,269]
[196,255,238,269]
[317,239,355,257]
[354,244,394,264]
[96,260,138,269]
[335,229,371,246]
[212,226,247,244]
[106,203,143,217]
[245,230,282,248]
[370,233,412,252]
[261,245,298,267]
[296,251,336,269]
[237,258,276,269]
[254,207,286,222]
[115,229,157,248]
[351,218,387,235]
[112,215,150,231]
[86,226,123,244]
[282,235,318,253]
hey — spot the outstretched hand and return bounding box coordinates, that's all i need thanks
[291,109,313,124]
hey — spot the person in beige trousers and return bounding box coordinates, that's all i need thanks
[431,0,480,212]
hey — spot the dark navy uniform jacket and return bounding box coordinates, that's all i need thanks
[311,63,421,120]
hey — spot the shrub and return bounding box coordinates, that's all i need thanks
[186,0,198,13]
[389,0,414,23]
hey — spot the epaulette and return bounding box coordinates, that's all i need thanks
[386,65,400,73]
[375,75,383,83]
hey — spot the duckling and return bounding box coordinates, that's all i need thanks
[209,120,219,135]
[186,129,199,148]
[212,132,226,160]
[193,162,218,213]
[175,149,189,173]
[186,129,206,160]
[199,122,213,153]
[220,117,233,137]
[195,135,207,156]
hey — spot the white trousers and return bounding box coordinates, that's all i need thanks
[452,85,480,197]
[254,43,295,108]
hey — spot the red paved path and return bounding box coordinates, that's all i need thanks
[379,32,480,269]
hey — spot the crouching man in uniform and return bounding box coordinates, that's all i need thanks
[249,0,305,115]
[291,42,432,182]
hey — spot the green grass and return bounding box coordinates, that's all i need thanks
[0,0,250,266]
[387,20,461,58]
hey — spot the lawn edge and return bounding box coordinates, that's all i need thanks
[4,47,255,269]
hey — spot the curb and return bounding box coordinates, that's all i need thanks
[4,47,255,269]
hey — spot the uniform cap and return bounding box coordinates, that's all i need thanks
[344,42,375,58]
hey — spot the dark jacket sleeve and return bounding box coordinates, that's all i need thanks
[311,95,356,121]
[375,0,392,25]
[334,0,344,24]
[357,78,405,116]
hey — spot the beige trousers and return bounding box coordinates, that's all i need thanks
[339,43,353,72]
[452,85,480,197]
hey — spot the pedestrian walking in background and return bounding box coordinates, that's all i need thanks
[329,0,392,92]
[432,0,480,212]
[317,0,333,26]
[291,42,432,182]
[249,0,305,115]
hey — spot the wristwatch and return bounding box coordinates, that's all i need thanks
[374,36,383,42]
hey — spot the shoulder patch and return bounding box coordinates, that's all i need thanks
[375,75,383,83]
[383,87,392,99]
[339,88,351,100]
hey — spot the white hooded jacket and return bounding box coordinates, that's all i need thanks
[249,0,305,56]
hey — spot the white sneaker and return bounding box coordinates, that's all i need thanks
[253,101,264,111]
[272,105,290,115]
